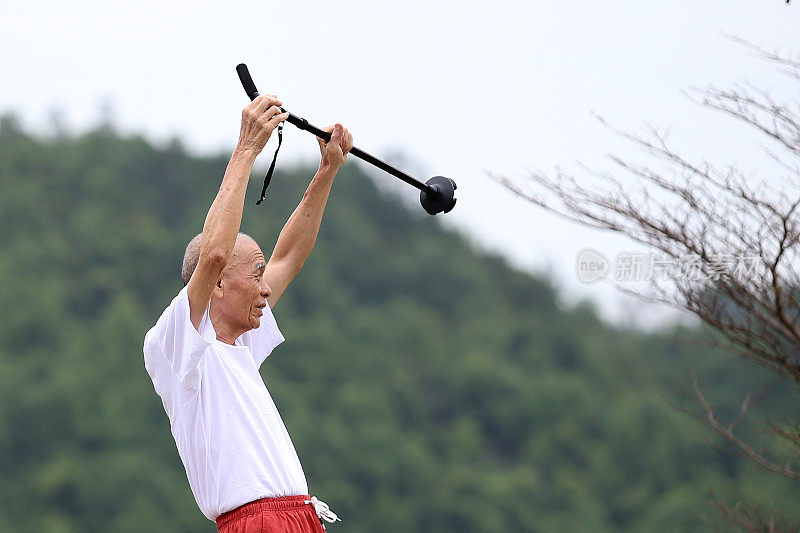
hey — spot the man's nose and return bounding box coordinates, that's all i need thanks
[260,282,271,297]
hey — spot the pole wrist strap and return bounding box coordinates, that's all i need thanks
[256,122,283,205]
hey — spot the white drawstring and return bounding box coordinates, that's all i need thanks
[304,496,341,528]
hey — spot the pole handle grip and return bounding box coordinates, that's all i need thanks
[236,64,260,100]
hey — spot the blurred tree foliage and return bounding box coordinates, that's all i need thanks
[0,116,797,532]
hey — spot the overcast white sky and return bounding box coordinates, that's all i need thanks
[2,1,798,326]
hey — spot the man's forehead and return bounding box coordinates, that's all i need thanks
[231,238,265,267]
[239,250,265,268]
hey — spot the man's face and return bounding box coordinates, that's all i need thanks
[216,237,271,332]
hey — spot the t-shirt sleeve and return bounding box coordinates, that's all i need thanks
[149,286,215,387]
[238,302,285,368]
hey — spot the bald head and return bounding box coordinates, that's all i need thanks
[181,232,258,286]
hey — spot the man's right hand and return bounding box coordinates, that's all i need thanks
[236,95,289,156]
[187,95,287,330]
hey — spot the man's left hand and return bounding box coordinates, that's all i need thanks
[317,124,353,170]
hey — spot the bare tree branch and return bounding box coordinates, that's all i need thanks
[495,38,800,529]
[692,377,800,480]
[710,493,799,533]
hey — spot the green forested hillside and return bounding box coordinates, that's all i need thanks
[0,115,797,532]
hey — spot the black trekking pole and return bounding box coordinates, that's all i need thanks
[236,64,457,215]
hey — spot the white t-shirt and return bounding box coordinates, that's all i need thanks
[143,286,309,521]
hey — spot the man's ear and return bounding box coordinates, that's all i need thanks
[212,275,224,297]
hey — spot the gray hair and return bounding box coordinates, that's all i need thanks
[181,232,256,286]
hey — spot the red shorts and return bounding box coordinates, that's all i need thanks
[216,495,326,533]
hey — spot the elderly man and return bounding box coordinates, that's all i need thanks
[144,94,352,532]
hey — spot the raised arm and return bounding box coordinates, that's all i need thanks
[265,124,353,308]
[187,96,288,329]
